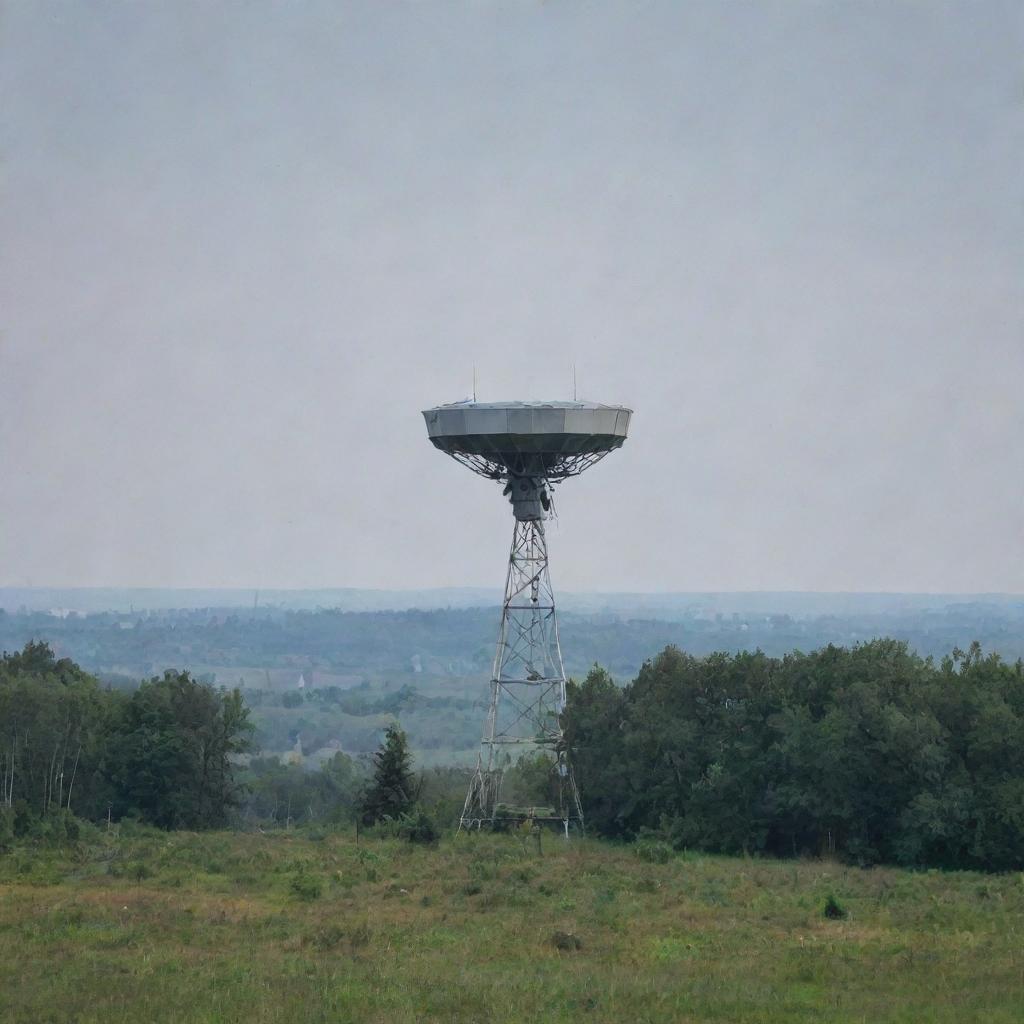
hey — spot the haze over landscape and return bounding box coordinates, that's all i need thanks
[2,1,1021,595]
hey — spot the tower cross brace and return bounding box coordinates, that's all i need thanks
[459,512,583,834]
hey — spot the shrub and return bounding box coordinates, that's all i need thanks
[309,924,345,950]
[399,810,438,845]
[551,930,582,951]
[349,920,372,949]
[25,810,83,847]
[130,861,152,882]
[289,871,323,901]
[635,838,673,864]
[12,801,32,838]
[0,808,13,854]
[823,893,847,919]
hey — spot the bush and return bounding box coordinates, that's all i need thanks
[349,920,372,949]
[12,801,32,838]
[823,893,847,919]
[130,861,152,882]
[22,809,84,847]
[635,838,673,864]
[399,810,438,845]
[309,924,345,950]
[551,930,582,951]
[289,871,323,901]
[0,808,13,854]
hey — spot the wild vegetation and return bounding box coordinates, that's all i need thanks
[0,641,520,840]
[244,681,482,766]
[568,640,1024,870]
[0,642,254,838]
[2,825,1023,1023]
[3,637,1024,1020]
[4,638,1024,873]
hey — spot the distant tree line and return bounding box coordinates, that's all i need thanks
[249,681,473,717]
[241,752,362,827]
[566,640,1024,871]
[7,636,1024,872]
[0,641,464,840]
[246,680,481,761]
[6,601,1024,687]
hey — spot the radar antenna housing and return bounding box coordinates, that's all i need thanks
[422,398,632,834]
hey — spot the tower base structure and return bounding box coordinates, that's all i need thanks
[459,515,583,836]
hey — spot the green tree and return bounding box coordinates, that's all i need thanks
[360,724,415,825]
[241,751,361,826]
[564,665,632,835]
[0,641,114,826]
[106,671,253,829]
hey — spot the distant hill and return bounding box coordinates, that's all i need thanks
[3,597,1023,681]
[3,585,1022,618]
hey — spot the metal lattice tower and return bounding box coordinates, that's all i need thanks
[460,515,583,834]
[422,400,632,835]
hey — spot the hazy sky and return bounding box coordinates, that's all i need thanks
[2,1,1022,593]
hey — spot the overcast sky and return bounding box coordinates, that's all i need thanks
[2,1,1021,593]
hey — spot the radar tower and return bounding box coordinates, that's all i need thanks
[422,399,631,835]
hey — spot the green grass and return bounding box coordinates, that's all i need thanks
[2,828,1023,1023]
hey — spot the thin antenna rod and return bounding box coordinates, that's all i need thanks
[572,363,577,401]
[473,365,477,402]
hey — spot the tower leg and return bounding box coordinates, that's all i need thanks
[459,517,583,835]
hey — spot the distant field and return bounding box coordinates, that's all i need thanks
[2,829,1022,1023]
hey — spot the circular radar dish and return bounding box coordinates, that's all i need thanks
[422,399,631,481]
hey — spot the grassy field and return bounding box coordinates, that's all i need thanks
[1,827,1022,1024]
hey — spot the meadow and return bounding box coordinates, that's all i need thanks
[2,827,1022,1023]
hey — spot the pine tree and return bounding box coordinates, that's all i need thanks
[360,724,415,825]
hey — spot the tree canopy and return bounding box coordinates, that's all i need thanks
[106,670,253,829]
[6,637,1024,873]
[1,643,252,834]
[566,641,1024,870]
